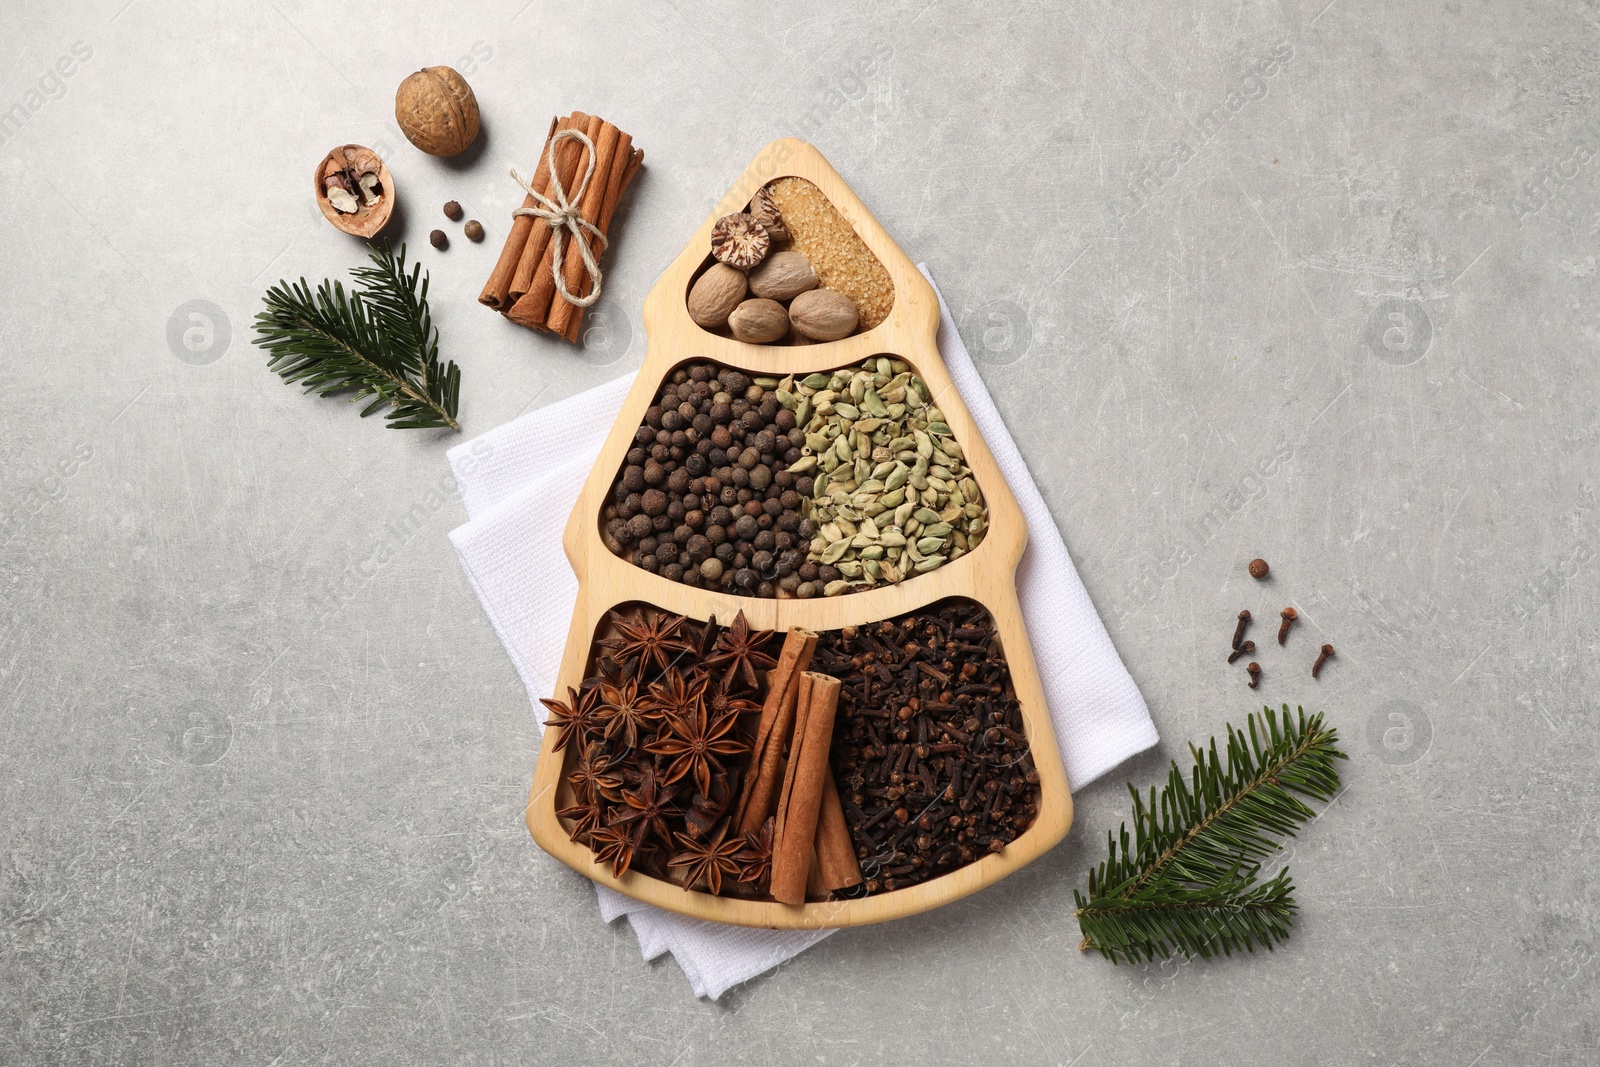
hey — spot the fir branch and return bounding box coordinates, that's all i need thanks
[1075,705,1346,964]
[253,241,461,430]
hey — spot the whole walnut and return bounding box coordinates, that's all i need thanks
[395,66,481,157]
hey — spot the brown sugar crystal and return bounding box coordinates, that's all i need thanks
[764,177,894,331]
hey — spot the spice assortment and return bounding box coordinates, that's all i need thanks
[528,140,1073,928]
[767,176,895,332]
[546,607,864,900]
[812,600,1041,893]
[480,111,644,342]
[546,600,1034,902]
[600,356,989,598]
[687,176,893,344]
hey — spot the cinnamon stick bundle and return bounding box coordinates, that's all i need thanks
[510,112,601,320]
[734,628,817,836]
[483,111,643,342]
[478,114,560,311]
[770,672,842,905]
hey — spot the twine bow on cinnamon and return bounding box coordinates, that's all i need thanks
[510,128,607,309]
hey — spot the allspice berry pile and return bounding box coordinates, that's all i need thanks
[601,361,825,598]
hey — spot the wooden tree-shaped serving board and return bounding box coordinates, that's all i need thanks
[526,139,1073,928]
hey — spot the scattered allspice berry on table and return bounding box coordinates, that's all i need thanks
[1249,558,1270,579]
[429,229,448,250]
[464,220,484,242]
[443,200,464,221]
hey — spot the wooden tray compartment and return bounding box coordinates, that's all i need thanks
[532,591,1066,927]
[595,350,996,600]
[528,139,1074,928]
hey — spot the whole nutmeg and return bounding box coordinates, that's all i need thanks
[710,213,770,270]
[687,263,748,329]
[429,229,448,250]
[747,186,790,243]
[727,298,790,344]
[464,220,485,242]
[788,288,859,341]
[748,251,819,302]
[395,66,481,157]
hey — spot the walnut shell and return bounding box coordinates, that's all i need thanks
[727,298,790,344]
[395,66,480,157]
[789,289,859,341]
[710,213,770,270]
[314,144,395,238]
[748,251,819,302]
[687,264,749,329]
[748,186,790,244]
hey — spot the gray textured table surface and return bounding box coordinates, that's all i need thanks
[3,1,1596,1063]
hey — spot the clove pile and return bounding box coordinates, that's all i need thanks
[812,599,1041,894]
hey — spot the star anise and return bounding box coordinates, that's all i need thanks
[556,798,605,843]
[702,610,777,691]
[599,609,692,676]
[567,742,624,803]
[594,678,663,751]
[669,824,744,896]
[588,823,637,877]
[642,667,709,726]
[611,769,677,852]
[706,682,763,721]
[646,699,747,797]
[692,615,721,661]
[681,769,733,839]
[734,817,776,887]
[539,685,601,752]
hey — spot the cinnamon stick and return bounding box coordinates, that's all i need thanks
[771,671,841,905]
[508,112,603,328]
[771,670,812,868]
[814,767,863,891]
[506,111,591,306]
[478,114,559,310]
[558,146,643,342]
[552,137,641,340]
[544,121,621,338]
[734,628,816,836]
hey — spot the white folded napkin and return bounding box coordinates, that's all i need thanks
[447,267,1158,999]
